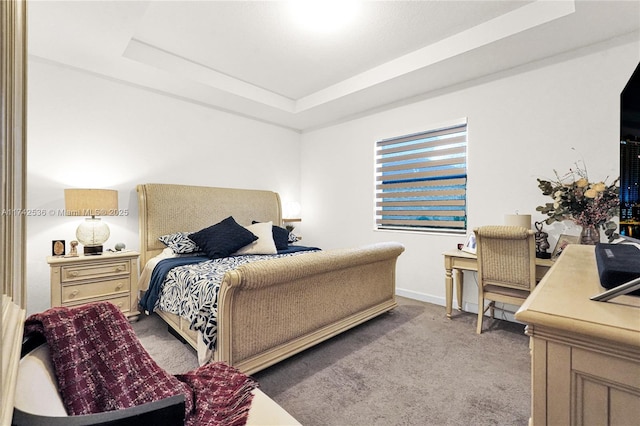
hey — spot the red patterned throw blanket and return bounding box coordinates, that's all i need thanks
[24,301,257,425]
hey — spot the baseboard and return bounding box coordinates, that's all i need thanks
[395,288,522,324]
[395,288,445,306]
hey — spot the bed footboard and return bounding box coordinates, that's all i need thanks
[216,242,405,374]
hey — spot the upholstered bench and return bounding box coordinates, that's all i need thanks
[13,334,185,425]
[13,300,301,426]
[13,335,300,425]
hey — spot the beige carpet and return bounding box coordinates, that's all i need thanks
[132,297,531,425]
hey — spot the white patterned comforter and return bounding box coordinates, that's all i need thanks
[152,251,317,353]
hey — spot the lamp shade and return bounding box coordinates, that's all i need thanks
[504,213,531,229]
[65,189,118,217]
[282,201,301,221]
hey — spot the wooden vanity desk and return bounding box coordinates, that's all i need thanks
[515,244,640,426]
[442,249,553,317]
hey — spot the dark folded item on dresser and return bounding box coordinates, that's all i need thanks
[595,243,640,296]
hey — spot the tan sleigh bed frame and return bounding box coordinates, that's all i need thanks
[137,183,404,374]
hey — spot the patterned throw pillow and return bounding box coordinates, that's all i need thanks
[158,232,200,254]
[288,232,300,243]
[188,216,258,259]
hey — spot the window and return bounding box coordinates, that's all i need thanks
[375,121,468,233]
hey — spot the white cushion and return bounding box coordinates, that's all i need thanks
[234,221,277,255]
[15,344,68,416]
[247,389,300,425]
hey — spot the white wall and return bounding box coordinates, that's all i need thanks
[300,38,640,310]
[26,59,302,314]
[25,36,640,316]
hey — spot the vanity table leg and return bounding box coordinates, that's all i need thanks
[444,258,454,318]
[454,269,464,311]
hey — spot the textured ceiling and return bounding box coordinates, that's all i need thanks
[28,1,640,131]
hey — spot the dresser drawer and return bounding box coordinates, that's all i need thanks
[62,278,130,303]
[64,294,131,313]
[61,261,130,282]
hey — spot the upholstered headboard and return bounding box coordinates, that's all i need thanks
[136,184,282,266]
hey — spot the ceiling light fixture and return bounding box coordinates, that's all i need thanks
[288,0,360,33]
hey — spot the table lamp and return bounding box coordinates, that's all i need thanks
[64,188,118,255]
[282,201,301,233]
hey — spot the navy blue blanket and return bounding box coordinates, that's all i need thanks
[139,255,208,314]
[278,245,320,254]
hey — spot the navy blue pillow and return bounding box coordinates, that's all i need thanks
[189,216,257,259]
[252,221,289,251]
[272,225,290,250]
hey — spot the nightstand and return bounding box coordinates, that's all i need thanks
[48,251,140,321]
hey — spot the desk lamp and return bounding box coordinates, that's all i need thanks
[65,189,117,255]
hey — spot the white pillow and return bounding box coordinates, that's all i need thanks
[234,221,277,255]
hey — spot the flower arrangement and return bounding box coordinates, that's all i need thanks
[536,162,620,242]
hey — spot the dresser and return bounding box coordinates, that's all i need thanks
[48,251,140,321]
[515,244,640,426]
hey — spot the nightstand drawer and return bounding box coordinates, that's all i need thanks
[62,278,131,303]
[65,294,131,313]
[61,261,130,282]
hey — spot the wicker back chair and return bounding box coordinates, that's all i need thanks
[474,225,536,334]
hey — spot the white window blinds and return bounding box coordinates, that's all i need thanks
[375,122,468,232]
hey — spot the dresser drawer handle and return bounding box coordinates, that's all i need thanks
[68,271,79,278]
[115,283,123,291]
[116,301,124,308]
[115,266,125,272]
[69,290,79,299]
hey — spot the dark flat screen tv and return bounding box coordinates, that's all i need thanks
[620,62,640,237]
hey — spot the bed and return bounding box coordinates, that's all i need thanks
[137,183,405,375]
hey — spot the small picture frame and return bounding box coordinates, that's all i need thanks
[551,234,579,260]
[51,239,65,256]
[461,233,477,254]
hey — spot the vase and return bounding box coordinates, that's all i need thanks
[580,224,600,245]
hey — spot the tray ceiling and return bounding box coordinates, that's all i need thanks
[28,1,640,131]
